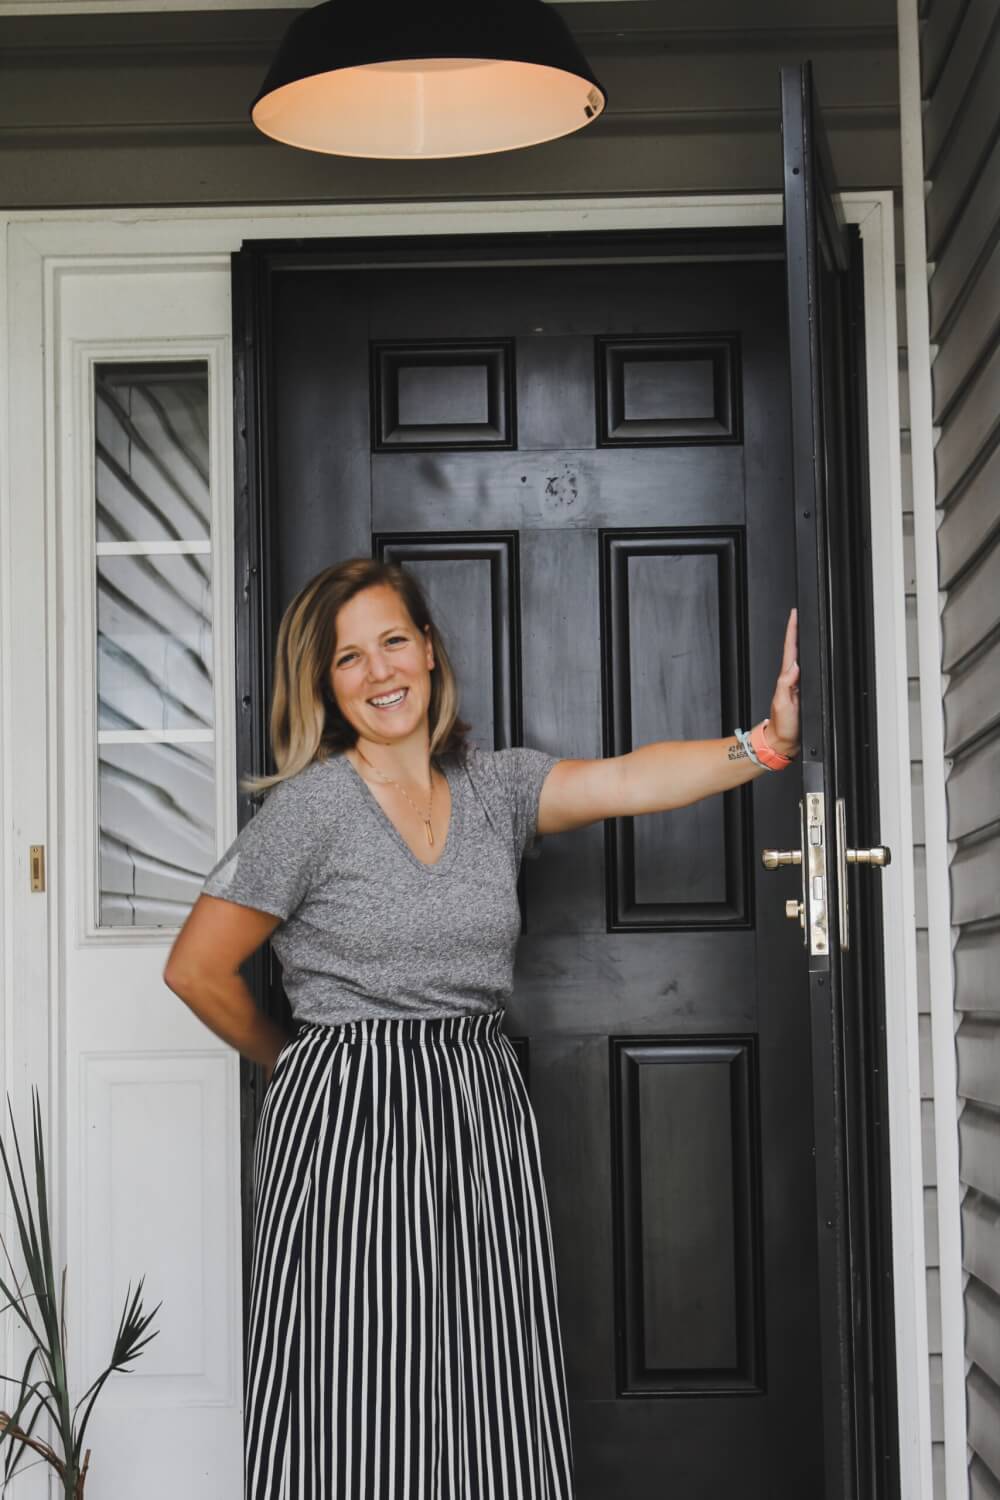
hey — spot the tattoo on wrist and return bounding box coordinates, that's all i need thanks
[728,741,748,762]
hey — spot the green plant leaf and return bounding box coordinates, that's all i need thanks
[72,1278,161,1462]
[0,1096,71,1464]
[0,1096,62,1395]
[0,1345,38,1453]
[0,1371,64,1431]
[0,1108,47,1335]
[0,1347,50,1483]
[0,1247,46,1349]
[30,1092,60,1341]
[60,1264,68,1354]
[1,1089,161,1481]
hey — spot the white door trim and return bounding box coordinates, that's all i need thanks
[897,1,969,1496]
[0,192,932,1498]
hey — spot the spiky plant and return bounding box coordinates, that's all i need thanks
[0,1088,160,1497]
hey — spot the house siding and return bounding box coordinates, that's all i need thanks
[919,0,1000,1493]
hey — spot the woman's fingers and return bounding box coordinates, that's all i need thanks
[782,607,798,676]
[765,609,801,755]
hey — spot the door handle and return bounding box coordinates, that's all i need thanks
[761,849,802,869]
[836,798,891,951]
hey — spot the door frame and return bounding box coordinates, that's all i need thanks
[0,192,932,1498]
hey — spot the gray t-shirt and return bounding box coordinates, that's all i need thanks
[200,745,560,1024]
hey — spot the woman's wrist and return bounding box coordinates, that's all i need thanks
[761,717,803,762]
[734,719,798,771]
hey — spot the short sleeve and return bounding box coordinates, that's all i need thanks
[490,746,561,861]
[200,775,325,922]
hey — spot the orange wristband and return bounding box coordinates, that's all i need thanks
[750,719,793,771]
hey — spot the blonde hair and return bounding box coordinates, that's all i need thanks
[241,558,471,797]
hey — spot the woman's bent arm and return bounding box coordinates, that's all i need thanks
[163,895,292,1074]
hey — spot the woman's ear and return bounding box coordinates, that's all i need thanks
[424,623,435,670]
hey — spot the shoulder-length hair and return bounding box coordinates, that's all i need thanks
[241,558,471,796]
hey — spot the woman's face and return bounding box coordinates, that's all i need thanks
[328,583,435,748]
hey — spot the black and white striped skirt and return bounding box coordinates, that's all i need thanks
[245,1007,575,1499]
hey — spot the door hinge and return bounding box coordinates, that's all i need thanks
[29,844,45,893]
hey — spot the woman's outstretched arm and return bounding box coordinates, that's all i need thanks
[537,606,800,835]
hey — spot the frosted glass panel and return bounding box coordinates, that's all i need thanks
[97,552,213,732]
[99,741,215,927]
[95,364,210,544]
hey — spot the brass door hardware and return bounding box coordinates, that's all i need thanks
[761,849,802,869]
[836,798,891,951]
[30,844,45,893]
[764,799,892,955]
[761,794,828,955]
[803,793,829,956]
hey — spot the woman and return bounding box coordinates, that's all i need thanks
[164,557,800,1500]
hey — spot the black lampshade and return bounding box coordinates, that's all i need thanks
[251,0,607,159]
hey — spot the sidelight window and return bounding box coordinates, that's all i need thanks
[94,362,216,928]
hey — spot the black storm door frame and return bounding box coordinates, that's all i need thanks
[231,215,898,1497]
[781,63,900,1500]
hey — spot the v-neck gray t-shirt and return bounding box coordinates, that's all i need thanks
[199,746,561,1025]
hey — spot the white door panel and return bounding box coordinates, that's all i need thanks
[54,262,242,1498]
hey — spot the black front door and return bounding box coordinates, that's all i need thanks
[233,211,891,1495]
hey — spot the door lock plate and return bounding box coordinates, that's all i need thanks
[805,794,828,957]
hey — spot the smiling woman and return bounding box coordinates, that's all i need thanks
[164,559,577,1499]
[162,552,798,1499]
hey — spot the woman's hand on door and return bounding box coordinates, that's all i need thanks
[765,607,801,759]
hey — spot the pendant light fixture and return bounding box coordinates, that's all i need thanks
[251,0,607,160]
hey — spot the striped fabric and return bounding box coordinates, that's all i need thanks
[246,1009,575,1499]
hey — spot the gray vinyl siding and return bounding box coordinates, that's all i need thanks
[901,228,944,1494]
[0,0,900,207]
[920,0,1000,1492]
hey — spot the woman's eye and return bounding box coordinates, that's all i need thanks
[337,636,405,666]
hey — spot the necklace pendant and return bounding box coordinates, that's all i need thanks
[424,820,434,846]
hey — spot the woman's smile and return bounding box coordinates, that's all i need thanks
[368,687,408,710]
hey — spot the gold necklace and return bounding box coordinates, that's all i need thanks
[353,744,436,846]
